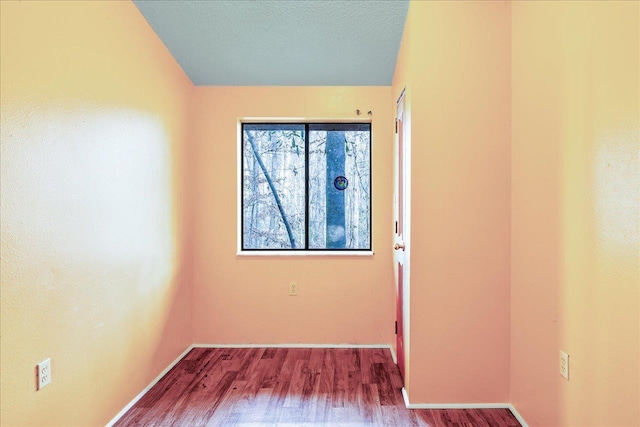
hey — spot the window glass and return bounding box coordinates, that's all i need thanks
[242,123,371,251]
[308,124,371,249]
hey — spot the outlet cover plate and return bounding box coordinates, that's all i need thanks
[37,358,51,390]
[559,351,569,380]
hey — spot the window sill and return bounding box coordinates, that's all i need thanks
[237,250,374,257]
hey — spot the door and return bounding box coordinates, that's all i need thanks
[394,91,408,381]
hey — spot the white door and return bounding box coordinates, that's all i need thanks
[394,90,410,381]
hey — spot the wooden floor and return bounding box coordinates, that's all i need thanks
[115,347,521,426]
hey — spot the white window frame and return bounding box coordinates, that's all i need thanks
[237,118,374,256]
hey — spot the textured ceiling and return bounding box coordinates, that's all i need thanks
[133,0,409,86]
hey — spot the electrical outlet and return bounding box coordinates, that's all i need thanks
[559,351,569,380]
[37,358,51,390]
[289,281,298,296]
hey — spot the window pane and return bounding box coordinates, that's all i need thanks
[242,125,306,249]
[308,124,371,249]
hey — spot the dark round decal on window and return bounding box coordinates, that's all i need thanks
[334,176,348,191]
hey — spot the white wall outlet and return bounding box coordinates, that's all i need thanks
[289,281,298,296]
[37,358,52,390]
[559,350,569,380]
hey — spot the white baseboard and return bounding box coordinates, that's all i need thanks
[388,345,397,364]
[507,404,529,427]
[401,388,528,426]
[105,345,194,427]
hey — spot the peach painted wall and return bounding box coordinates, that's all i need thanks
[511,1,640,426]
[0,1,193,425]
[190,87,396,346]
[392,1,511,403]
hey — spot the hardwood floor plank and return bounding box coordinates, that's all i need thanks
[331,350,349,408]
[114,347,521,427]
[359,348,372,385]
[370,363,394,406]
[311,392,331,424]
[415,409,450,427]
[318,352,335,395]
[309,347,325,371]
[283,359,307,408]
[362,383,386,425]
[260,348,288,389]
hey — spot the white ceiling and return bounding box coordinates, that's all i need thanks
[133,0,409,86]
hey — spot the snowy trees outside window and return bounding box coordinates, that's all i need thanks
[242,123,371,251]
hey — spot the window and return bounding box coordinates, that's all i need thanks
[241,123,371,251]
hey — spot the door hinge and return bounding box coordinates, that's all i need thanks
[395,320,398,335]
[395,119,398,134]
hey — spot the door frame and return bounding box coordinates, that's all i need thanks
[394,89,411,386]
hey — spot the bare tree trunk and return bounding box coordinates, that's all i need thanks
[326,131,346,248]
[246,131,296,248]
